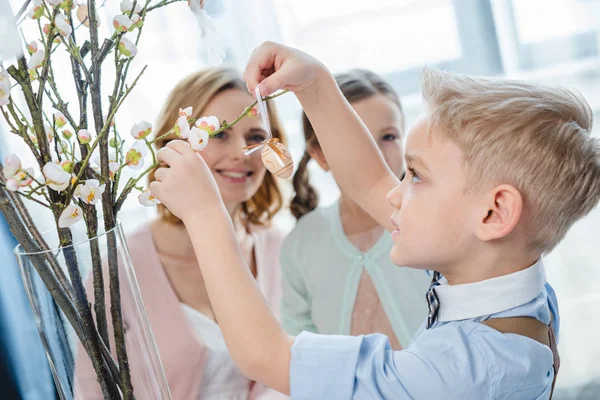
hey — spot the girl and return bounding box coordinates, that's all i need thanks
[75,67,288,399]
[282,70,429,348]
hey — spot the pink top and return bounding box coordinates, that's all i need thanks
[351,271,402,350]
[74,224,287,399]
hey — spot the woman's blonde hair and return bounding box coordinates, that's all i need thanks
[151,67,287,226]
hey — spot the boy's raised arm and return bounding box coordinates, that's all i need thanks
[245,42,400,231]
[151,142,293,395]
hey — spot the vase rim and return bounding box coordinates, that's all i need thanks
[13,219,124,256]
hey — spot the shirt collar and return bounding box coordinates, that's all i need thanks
[435,259,546,322]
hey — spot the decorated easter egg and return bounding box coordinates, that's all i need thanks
[261,141,293,178]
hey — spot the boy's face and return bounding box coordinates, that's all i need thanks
[387,117,482,271]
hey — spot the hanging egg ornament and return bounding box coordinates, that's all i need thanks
[261,139,293,178]
[245,86,294,179]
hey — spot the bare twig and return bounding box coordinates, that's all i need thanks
[15,0,32,21]
[1,106,19,133]
[147,0,186,12]
[0,184,51,208]
[8,61,51,166]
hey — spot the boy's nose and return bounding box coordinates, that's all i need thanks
[386,183,403,209]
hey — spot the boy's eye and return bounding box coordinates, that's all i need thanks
[407,167,422,183]
[382,133,399,141]
[411,174,422,183]
[213,132,226,139]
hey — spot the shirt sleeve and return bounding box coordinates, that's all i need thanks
[290,332,416,400]
[289,325,501,400]
[280,238,318,335]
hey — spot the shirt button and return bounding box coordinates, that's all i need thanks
[358,255,364,261]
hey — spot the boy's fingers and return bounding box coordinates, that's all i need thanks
[148,180,162,198]
[153,166,168,182]
[258,75,283,97]
[244,47,261,90]
[245,42,277,93]
[166,139,194,155]
[156,147,180,166]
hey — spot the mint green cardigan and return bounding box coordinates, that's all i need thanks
[281,201,430,346]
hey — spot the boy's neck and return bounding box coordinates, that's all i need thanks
[440,247,541,286]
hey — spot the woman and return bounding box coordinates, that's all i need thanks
[76,67,288,399]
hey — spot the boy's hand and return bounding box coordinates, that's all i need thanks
[151,140,224,225]
[244,41,329,97]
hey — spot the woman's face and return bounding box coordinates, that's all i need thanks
[200,88,269,209]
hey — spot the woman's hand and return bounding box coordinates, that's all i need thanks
[151,140,225,226]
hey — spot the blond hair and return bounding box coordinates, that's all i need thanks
[421,68,600,253]
[151,67,286,226]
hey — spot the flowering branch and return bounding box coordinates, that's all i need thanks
[67,65,147,204]
[35,6,60,105]
[114,90,289,212]
[0,1,252,397]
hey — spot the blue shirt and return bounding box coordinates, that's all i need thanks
[290,260,558,399]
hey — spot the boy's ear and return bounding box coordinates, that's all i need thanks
[306,145,329,171]
[476,184,523,242]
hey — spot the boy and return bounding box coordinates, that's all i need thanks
[150,42,600,399]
